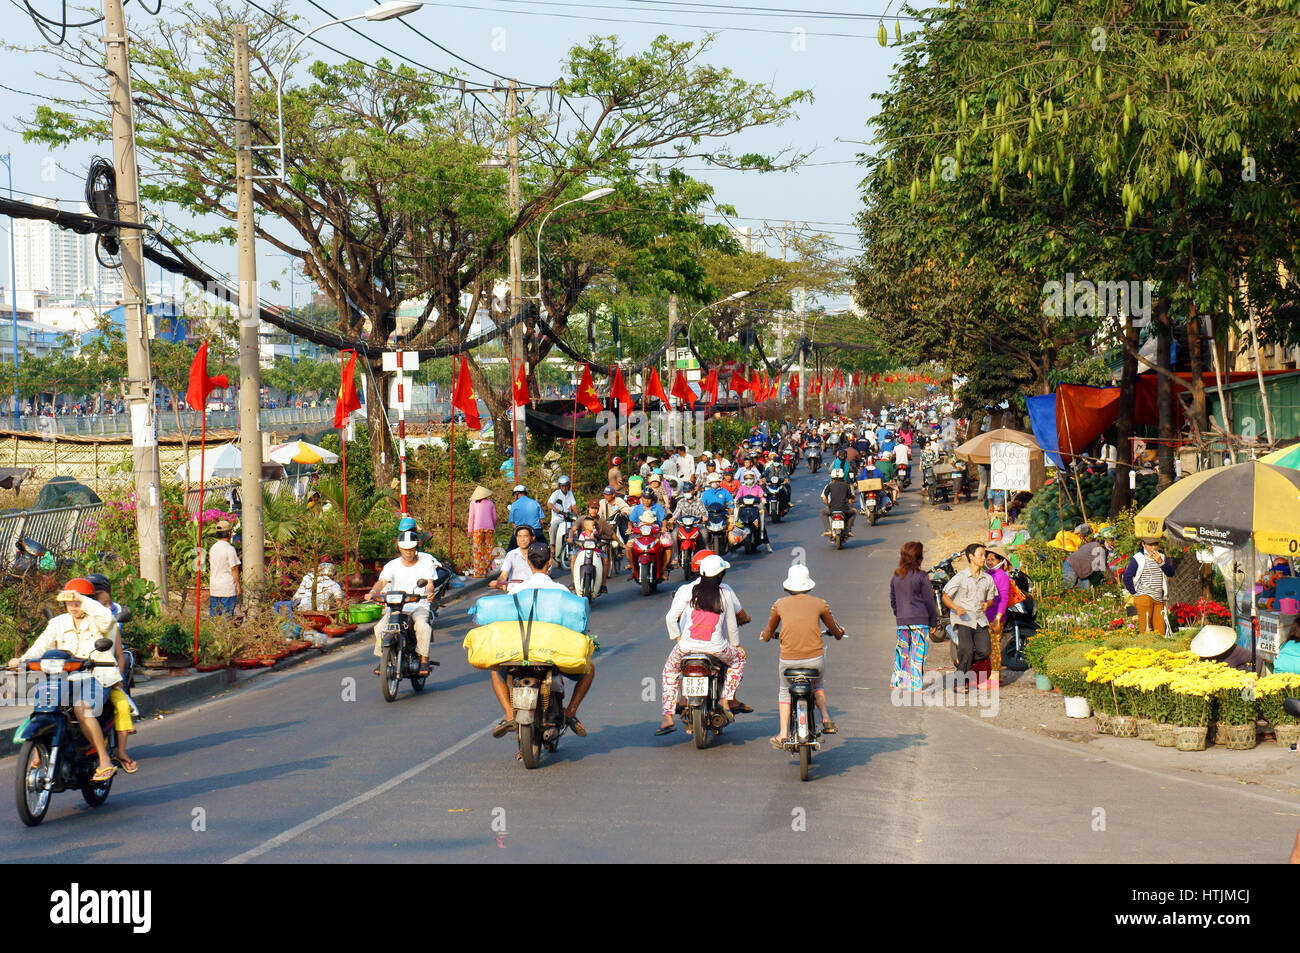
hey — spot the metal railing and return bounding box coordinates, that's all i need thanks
[0,503,106,569]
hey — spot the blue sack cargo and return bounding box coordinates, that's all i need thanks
[468,588,589,634]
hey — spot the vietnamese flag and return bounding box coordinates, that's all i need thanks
[645,367,670,408]
[700,368,718,405]
[451,355,481,429]
[610,366,632,415]
[575,364,602,414]
[728,367,749,397]
[671,370,696,409]
[512,361,530,407]
[186,341,229,414]
[787,373,799,399]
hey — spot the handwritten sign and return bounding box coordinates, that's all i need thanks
[990,442,1031,491]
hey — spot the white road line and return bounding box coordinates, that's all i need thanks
[225,721,495,864]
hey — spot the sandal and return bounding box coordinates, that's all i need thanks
[92,765,117,783]
[769,737,787,750]
[822,720,839,734]
[731,701,754,714]
[492,719,516,738]
[116,757,139,774]
[566,714,587,737]
[654,724,676,736]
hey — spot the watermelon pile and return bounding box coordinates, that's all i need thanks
[1024,471,1160,539]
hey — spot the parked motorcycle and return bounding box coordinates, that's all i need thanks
[775,629,846,781]
[1001,566,1037,670]
[504,664,569,768]
[735,501,763,555]
[674,515,702,581]
[629,521,669,596]
[571,536,606,602]
[679,653,732,749]
[375,570,450,702]
[13,637,126,826]
[827,509,850,550]
[705,503,730,556]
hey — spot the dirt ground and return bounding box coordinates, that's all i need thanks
[916,493,1300,795]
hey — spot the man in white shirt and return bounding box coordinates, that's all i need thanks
[489,543,596,739]
[490,526,537,593]
[893,439,911,473]
[208,520,241,617]
[546,476,578,553]
[364,531,442,677]
[675,445,696,484]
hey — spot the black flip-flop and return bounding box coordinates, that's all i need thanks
[492,719,516,738]
[731,701,754,714]
[654,724,676,736]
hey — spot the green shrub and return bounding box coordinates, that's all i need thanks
[1044,643,1093,697]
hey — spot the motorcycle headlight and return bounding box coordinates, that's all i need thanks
[40,658,66,675]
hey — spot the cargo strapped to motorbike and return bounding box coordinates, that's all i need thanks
[857,478,883,491]
[463,590,596,674]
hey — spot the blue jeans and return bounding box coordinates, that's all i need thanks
[209,595,238,617]
[1061,563,1091,590]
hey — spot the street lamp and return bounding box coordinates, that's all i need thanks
[533,187,616,306]
[1,153,17,423]
[259,1,424,182]
[685,289,750,342]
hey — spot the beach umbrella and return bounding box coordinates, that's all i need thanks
[176,443,242,481]
[268,439,340,466]
[1133,461,1300,556]
[1259,443,1300,470]
[952,428,1041,465]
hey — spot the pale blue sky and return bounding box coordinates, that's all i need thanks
[2,0,904,308]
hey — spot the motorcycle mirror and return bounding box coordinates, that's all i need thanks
[415,578,430,588]
[93,637,114,653]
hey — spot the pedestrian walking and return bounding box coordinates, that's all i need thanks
[941,543,997,688]
[466,485,498,577]
[208,520,241,617]
[890,541,937,691]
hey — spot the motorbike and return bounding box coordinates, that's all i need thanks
[827,509,850,550]
[1001,566,1037,670]
[13,637,130,826]
[375,569,450,702]
[571,536,606,602]
[897,462,911,488]
[806,445,822,473]
[860,485,885,526]
[674,515,702,581]
[705,502,730,556]
[765,477,786,523]
[552,512,577,569]
[503,664,569,769]
[776,629,846,781]
[629,521,670,596]
[781,448,796,473]
[735,500,763,555]
[679,653,733,749]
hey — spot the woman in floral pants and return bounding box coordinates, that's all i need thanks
[466,486,497,577]
[890,541,937,691]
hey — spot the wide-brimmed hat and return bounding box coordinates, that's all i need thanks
[782,564,816,592]
[470,485,493,502]
[1190,624,1237,658]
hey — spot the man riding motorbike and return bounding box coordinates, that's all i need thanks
[667,480,707,565]
[820,471,856,539]
[734,471,773,552]
[546,475,578,554]
[762,455,792,517]
[363,531,441,679]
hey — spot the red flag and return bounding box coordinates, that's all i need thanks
[512,361,530,407]
[576,364,602,414]
[451,355,481,430]
[700,368,718,405]
[671,370,696,409]
[186,342,229,414]
[728,367,749,397]
[645,367,669,407]
[788,373,799,398]
[610,366,632,415]
[333,350,363,428]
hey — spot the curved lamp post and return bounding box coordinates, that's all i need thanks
[533,187,616,306]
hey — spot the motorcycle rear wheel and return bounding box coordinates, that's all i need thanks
[15,739,52,826]
[835,532,844,550]
[692,707,709,749]
[799,744,811,782]
[380,646,400,702]
[869,508,878,526]
[518,723,542,769]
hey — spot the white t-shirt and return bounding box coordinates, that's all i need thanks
[516,571,569,592]
[547,490,577,524]
[499,549,534,593]
[666,581,743,643]
[209,539,241,597]
[894,442,911,466]
[670,599,739,655]
[379,552,441,597]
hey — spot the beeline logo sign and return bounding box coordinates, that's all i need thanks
[49,883,151,934]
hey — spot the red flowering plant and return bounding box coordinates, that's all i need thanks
[1168,598,1231,627]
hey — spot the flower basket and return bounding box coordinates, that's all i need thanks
[1153,722,1178,746]
[1275,724,1300,747]
[1111,715,1138,737]
[1174,725,1208,751]
[1135,718,1156,740]
[1221,722,1257,750]
[1094,710,1113,733]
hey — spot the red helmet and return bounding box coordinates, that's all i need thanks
[691,549,717,573]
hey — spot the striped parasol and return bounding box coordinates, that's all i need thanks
[1133,461,1300,556]
[1260,442,1300,470]
[267,440,340,466]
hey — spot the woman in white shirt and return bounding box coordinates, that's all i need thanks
[656,555,747,735]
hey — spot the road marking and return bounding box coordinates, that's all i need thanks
[225,721,495,864]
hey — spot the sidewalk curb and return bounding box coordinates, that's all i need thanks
[0,575,494,760]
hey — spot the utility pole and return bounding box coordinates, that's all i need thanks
[234,24,265,601]
[795,286,807,420]
[104,0,166,597]
[506,79,526,478]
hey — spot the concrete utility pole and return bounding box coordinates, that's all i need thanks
[506,78,526,478]
[104,0,166,596]
[234,24,265,600]
[796,287,807,420]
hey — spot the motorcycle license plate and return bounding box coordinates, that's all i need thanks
[832,518,845,529]
[682,676,709,697]
[511,686,539,709]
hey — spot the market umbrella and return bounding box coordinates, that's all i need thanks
[176,443,242,481]
[1259,442,1300,470]
[1133,461,1300,555]
[952,428,1042,465]
[268,439,340,466]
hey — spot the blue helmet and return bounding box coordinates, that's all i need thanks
[398,516,417,533]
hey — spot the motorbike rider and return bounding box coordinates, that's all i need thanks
[363,530,441,679]
[546,475,578,553]
[86,574,140,775]
[9,578,125,783]
[762,455,792,517]
[759,564,846,746]
[734,471,773,552]
[490,542,596,739]
[569,499,614,592]
[893,437,912,483]
[597,486,631,572]
[701,471,735,518]
[720,463,741,497]
[490,525,538,592]
[820,471,857,539]
[628,487,667,527]
[829,447,851,480]
[656,554,749,734]
[877,450,901,504]
[667,480,707,564]
[737,454,762,484]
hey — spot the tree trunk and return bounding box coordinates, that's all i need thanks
[1185,303,1208,436]
[1155,297,1175,489]
[1109,314,1140,517]
[464,353,513,456]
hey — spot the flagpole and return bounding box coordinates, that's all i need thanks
[448,356,456,563]
[193,404,206,666]
[606,364,613,476]
[509,356,518,485]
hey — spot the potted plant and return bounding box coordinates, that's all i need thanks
[1213,672,1258,750]
[1169,672,1212,751]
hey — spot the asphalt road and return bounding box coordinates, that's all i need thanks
[3,469,1299,863]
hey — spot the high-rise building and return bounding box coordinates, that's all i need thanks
[11,199,117,301]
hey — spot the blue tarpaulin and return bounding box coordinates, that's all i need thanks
[1026,393,1062,468]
